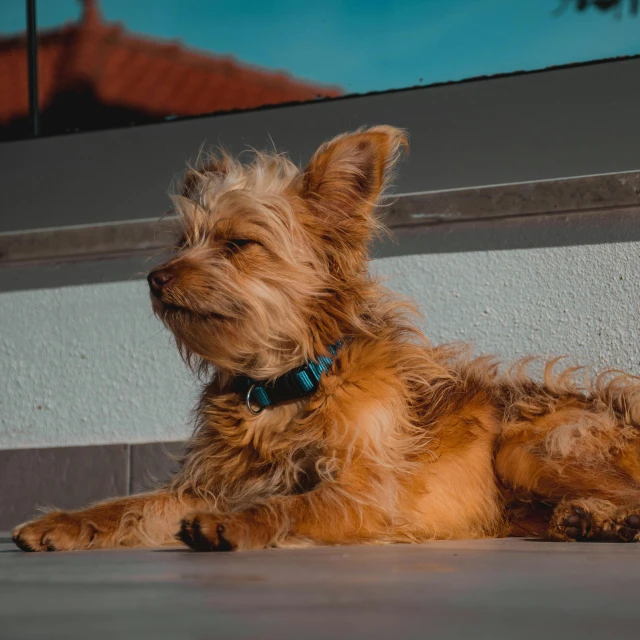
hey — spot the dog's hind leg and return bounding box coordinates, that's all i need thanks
[495,374,640,541]
[548,497,640,542]
[12,490,206,551]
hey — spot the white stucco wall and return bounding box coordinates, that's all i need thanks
[1,242,639,450]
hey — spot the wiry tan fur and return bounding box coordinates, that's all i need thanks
[13,126,640,552]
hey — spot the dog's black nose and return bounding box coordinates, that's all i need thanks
[148,270,174,296]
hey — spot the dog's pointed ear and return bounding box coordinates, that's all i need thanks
[301,126,408,220]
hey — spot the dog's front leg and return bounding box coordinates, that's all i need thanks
[178,487,373,551]
[13,490,205,551]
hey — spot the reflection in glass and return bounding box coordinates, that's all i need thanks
[1,0,640,141]
[33,0,340,137]
[0,0,28,141]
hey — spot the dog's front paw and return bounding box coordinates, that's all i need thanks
[12,512,97,552]
[177,513,240,551]
[177,512,270,552]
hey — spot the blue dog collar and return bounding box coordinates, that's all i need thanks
[233,340,344,414]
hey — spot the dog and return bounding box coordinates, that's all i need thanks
[12,126,640,552]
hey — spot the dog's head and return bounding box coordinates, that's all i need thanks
[148,126,408,378]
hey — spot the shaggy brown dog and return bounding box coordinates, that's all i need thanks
[13,126,640,552]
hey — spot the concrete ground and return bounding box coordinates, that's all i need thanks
[0,534,638,640]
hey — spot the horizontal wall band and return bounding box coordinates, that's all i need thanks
[2,171,640,270]
[0,218,177,269]
[4,57,640,236]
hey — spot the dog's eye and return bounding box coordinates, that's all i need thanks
[224,239,254,253]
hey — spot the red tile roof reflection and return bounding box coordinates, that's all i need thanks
[0,0,341,125]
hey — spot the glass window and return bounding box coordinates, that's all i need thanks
[0,0,28,141]
[2,1,640,140]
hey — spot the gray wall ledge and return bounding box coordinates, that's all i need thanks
[1,170,640,291]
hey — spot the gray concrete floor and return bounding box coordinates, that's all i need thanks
[0,534,638,640]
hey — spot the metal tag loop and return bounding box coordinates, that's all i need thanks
[245,384,264,414]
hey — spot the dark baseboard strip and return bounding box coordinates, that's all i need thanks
[0,441,185,531]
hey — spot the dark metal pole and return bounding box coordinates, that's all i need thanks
[26,0,39,137]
